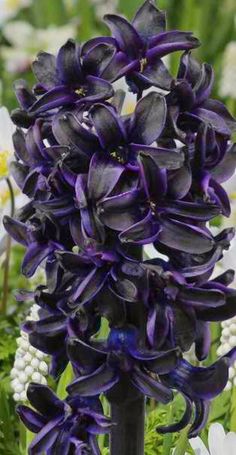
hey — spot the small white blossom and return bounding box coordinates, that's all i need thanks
[219,42,236,99]
[10,304,48,402]
[217,316,236,390]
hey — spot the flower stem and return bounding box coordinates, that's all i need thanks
[0,178,15,314]
[106,376,145,455]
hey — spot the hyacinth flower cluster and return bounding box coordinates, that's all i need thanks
[4,1,236,453]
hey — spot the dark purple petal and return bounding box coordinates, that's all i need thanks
[67,337,106,374]
[70,267,108,305]
[202,99,236,133]
[3,216,28,246]
[13,79,36,109]
[197,290,236,321]
[178,287,225,308]
[133,144,184,170]
[17,405,47,433]
[88,153,124,201]
[89,103,126,149]
[101,51,136,82]
[167,164,192,199]
[158,217,214,254]
[32,52,58,89]
[189,399,210,438]
[131,367,173,403]
[82,43,116,76]
[56,39,82,85]
[119,210,161,244]
[138,153,167,201]
[130,92,167,145]
[29,86,77,114]
[194,63,214,105]
[135,59,173,90]
[104,14,143,59]
[210,143,236,183]
[52,112,96,158]
[82,75,114,104]
[132,0,166,40]
[22,242,54,277]
[27,383,64,417]
[28,417,62,455]
[67,363,119,396]
[195,321,211,361]
[161,200,220,220]
[10,162,28,190]
[148,31,200,59]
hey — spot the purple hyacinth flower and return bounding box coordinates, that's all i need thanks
[17,383,111,455]
[83,0,199,93]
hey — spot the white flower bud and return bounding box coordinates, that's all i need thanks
[18,372,28,384]
[15,359,25,370]
[15,382,24,393]
[25,365,34,376]
[31,372,42,382]
[31,358,40,369]
[13,393,21,402]
[39,361,48,374]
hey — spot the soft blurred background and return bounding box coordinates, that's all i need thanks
[1,1,236,454]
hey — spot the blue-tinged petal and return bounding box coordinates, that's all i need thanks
[209,178,231,217]
[81,37,117,56]
[131,367,173,403]
[13,79,36,109]
[104,14,143,59]
[89,103,127,149]
[165,358,229,400]
[130,92,166,145]
[132,0,166,40]
[67,363,119,396]
[17,405,47,433]
[195,321,211,361]
[132,143,184,170]
[32,52,59,89]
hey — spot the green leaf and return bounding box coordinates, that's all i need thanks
[56,363,74,400]
[173,425,190,455]
[230,387,236,431]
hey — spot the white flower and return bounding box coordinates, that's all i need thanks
[10,304,48,402]
[189,423,236,455]
[0,106,15,178]
[1,21,77,73]
[219,42,236,99]
[0,0,32,25]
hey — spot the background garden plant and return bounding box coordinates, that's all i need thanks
[1,1,236,454]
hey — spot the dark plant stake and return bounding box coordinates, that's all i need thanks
[5,1,236,454]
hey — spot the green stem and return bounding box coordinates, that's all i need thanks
[0,178,15,314]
